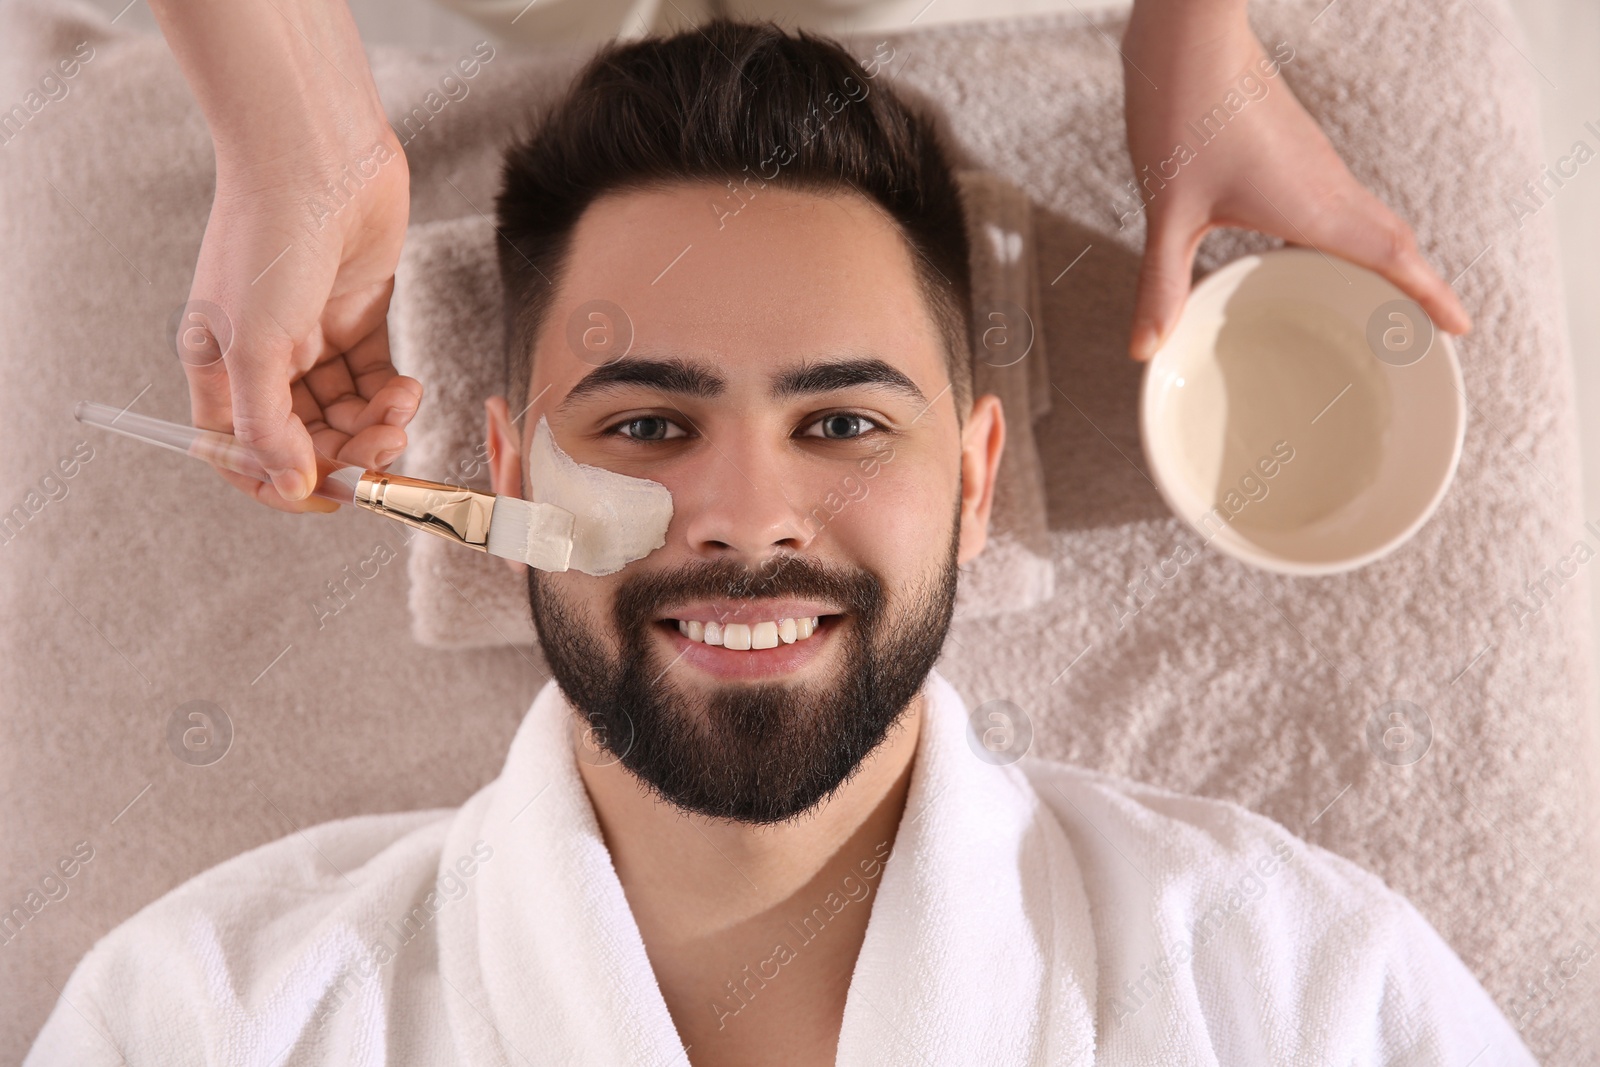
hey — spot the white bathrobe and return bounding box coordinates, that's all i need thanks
[27,671,1538,1066]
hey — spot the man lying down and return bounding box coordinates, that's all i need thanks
[30,19,1537,1067]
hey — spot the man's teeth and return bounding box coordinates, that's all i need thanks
[676,617,820,649]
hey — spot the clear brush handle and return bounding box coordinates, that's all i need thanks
[72,401,363,504]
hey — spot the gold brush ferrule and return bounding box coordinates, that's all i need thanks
[352,471,496,551]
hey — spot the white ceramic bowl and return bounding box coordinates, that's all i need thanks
[1139,247,1465,576]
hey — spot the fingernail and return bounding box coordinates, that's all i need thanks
[270,468,309,500]
[384,404,416,427]
[1130,323,1160,361]
[374,449,402,467]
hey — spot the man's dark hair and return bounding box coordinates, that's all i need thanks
[494,18,973,421]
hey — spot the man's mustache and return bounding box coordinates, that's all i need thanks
[611,556,883,626]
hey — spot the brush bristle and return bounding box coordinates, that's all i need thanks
[486,496,575,571]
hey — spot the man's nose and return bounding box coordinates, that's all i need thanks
[677,442,816,558]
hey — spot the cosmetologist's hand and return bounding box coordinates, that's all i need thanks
[152,0,422,513]
[1120,0,1473,361]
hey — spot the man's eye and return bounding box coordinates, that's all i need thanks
[614,416,685,441]
[804,414,879,440]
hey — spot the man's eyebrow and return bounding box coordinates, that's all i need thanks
[770,358,927,404]
[558,356,727,408]
[555,354,929,409]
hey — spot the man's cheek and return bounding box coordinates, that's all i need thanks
[817,465,949,564]
[533,569,621,635]
[572,575,622,625]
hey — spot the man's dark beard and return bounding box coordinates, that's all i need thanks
[527,522,960,825]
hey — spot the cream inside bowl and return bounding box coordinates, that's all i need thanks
[1139,247,1465,575]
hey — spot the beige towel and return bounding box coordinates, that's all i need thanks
[392,170,1056,649]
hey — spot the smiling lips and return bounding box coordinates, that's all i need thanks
[660,608,836,679]
[675,616,820,650]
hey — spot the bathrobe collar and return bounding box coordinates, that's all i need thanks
[435,669,1098,1065]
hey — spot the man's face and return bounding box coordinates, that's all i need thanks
[485,181,1002,825]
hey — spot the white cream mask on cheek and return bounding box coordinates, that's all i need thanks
[526,416,674,576]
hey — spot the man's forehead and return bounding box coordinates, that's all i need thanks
[525,181,950,408]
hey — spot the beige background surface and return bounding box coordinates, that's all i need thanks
[8,0,1600,1063]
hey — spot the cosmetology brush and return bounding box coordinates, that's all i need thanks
[73,400,575,571]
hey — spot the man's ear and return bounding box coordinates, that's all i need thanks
[484,396,527,576]
[957,394,1005,566]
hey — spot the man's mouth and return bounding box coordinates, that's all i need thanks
[653,599,842,677]
[673,615,821,650]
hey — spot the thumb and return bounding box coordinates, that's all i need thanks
[178,298,238,436]
[224,327,317,500]
[1129,208,1206,362]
